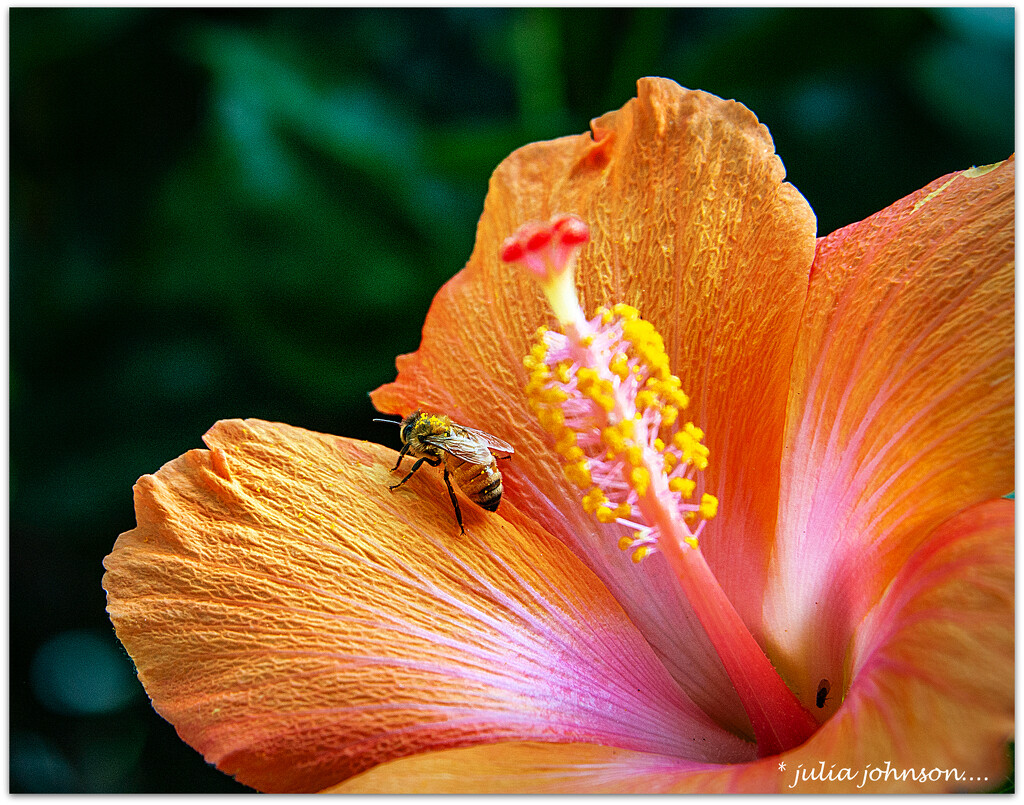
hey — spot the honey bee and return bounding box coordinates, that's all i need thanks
[377,411,514,534]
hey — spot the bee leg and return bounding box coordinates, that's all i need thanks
[390,443,412,472]
[388,455,440,490]
[441,466,465,535]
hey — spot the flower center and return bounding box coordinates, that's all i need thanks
[501,214,818,757]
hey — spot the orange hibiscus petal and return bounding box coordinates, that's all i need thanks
[764,157,1014,698]
[372,77,817,732]
[102,419,752,793]
[333,500,1014,793]
[328,742,711,793]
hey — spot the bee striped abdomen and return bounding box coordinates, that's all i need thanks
[449,456,503,512]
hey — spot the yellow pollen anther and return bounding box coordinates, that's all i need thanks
[673,431,694,452]
[554,428,577,453]
[540,386,568,405]
[537,407,565,432]
[661,405,679,426]
[582,487,608,514]
[609,353,630,379]
[669,476,696,497]
[563,446,584,463]
[631,546,652,563]
[630,466,651,497]
[700,493,719,519]
[563,460,592,488]
[671,390,690,409]
[626,445,644,467]
[601,425,626,454]
[683,536,699,550]
[653,437,665,452]
[618,535,634,551]
[672,428,711,468]
[596,505,619,524]
[576,367,599,388]
[530,368,548,384]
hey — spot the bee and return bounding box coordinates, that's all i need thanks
[376,411,514,534]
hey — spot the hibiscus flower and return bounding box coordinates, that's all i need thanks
[102,77,1013,793]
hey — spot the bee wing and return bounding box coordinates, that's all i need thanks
[424,428,495,464]
[459,425,515,455]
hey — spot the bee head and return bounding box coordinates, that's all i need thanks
[400,411,422,445]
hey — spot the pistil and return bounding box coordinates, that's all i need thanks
[502,214,818,755]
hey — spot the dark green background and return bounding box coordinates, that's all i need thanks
[10,7,1014,793]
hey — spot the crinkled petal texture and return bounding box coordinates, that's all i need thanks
[102,419,753,794]
[763,157,1014,710]
[333,499,1014,792]
[372,77,817,733]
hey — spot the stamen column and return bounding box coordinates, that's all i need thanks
[503,214,818,756]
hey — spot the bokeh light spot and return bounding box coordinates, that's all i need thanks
[30,629,139,716]
[10,731,78,792]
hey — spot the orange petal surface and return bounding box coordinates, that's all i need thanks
[331,500,1014,793]
[764,157,1014,703]
[102,419,752,793]
[372,78,817,732]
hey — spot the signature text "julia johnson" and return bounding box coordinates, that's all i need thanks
[788,761,980,789]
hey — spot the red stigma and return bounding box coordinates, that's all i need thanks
[500,238,525,263]
[552,214,590,246]
[500,215,590,265]
[525,227,553,252]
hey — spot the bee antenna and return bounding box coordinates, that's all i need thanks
[372,418,401,425]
